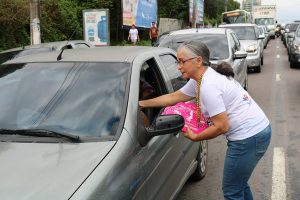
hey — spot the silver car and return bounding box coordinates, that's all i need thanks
[219,23,265,73]
[0,40,94,64]
[158,28,248,90]
[0,47,207,200]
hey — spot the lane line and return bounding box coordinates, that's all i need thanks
[271,147,286,200]
[276,74,281,81]
[276,54,280,59]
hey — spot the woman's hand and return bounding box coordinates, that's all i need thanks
[182,127,198,141]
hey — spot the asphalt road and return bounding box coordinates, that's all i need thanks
[177,38,300,200]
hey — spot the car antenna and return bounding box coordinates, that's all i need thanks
[57,28,77,61]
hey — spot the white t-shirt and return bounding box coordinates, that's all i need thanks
[129,28,138,40]
[180,67,269,141]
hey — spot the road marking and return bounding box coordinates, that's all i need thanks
[276,54,280,59]
[272,147,286,200]
[276,74,281,81]
[277,46,279,49]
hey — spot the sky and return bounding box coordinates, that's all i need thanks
[236,0,300,24]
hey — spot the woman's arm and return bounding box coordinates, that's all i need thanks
[183,111,229,141]
[139,90,193,108]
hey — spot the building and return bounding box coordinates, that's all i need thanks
[242,0,261,12]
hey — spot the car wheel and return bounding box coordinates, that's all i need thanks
[256,64,261,73]
[290,60,296,68]
[261,56,264,66]
[189,140,208,181]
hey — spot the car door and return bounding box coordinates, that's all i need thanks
[138,57,191,200]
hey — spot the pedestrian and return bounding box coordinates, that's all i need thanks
[149,21,159,46]
[139,40,271,200]
[128,24,139,46]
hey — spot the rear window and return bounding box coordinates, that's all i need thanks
[0,62,130,138]
[226,26,257,40]
[160,34,230,60]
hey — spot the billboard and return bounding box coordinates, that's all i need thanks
[189,0,204,25]
[83,9,110,46]
[122,0,157,28]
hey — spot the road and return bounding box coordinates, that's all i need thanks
[177,38,300,200]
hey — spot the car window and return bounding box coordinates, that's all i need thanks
[0,62,130,138]
[227,27,257,40]
[228,34,236,53]
[159,54,186,91]
[296,27,300,37]
[139,58,168,125]
[231,33,241,49]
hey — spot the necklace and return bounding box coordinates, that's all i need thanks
[196,69,205,125]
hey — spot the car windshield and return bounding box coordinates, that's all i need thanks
[0,62,130,138]
[226,27,256,40]
[255,18,274,25]
[167,34,229,60]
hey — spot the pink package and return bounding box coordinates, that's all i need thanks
[161,102,208,134]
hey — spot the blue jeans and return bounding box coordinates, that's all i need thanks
[222,124,271,200]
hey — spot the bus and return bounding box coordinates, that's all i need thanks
[222,10,253,24]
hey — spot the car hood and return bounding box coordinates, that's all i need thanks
[0,141,115,200]
[239,40,258,50]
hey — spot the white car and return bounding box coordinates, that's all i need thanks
[219,23,265,73]
[157,28,249,90]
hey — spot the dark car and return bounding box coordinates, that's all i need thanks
[285,23,300,51]
[0,47,207,199]
[288,26,300,68]
[0,40,93,64]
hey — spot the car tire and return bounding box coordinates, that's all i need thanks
[189,140,208,181]
[290,60,296,68]
[256,64,261,73]
[261,56,264,66]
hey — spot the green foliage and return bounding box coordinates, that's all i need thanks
[0,0,240,51]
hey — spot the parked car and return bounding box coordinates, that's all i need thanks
[288,26,300,68]
[284,22,300,50]
[0,40,94,64]
[219,23,265,73]
[157,28,248,90]
[0,46,207,200]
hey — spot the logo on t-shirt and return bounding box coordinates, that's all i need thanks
[243,94,251,104]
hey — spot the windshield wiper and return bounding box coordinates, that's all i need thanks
[0,128,80,142]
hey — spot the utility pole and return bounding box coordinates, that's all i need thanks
[225,0,228,12]
[30,0,41,45]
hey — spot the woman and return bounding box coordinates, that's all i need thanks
[128,24,139,46]
[139,40,271,200]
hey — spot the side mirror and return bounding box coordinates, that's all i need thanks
[234,50,247,59]
[148,114,184,136]
[138,114,184,146]
[258,34,265,40]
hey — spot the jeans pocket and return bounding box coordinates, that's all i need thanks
[255,125,271,158]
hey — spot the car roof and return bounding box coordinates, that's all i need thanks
[219,23,256,27]
[0,40,93,53]
[4,46,174,64]
[167,28,227,35]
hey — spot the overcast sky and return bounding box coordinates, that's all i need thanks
[236,0,300,24]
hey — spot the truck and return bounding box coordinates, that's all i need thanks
[252,5,277,39]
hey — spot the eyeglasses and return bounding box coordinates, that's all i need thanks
[176,57,198,66]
